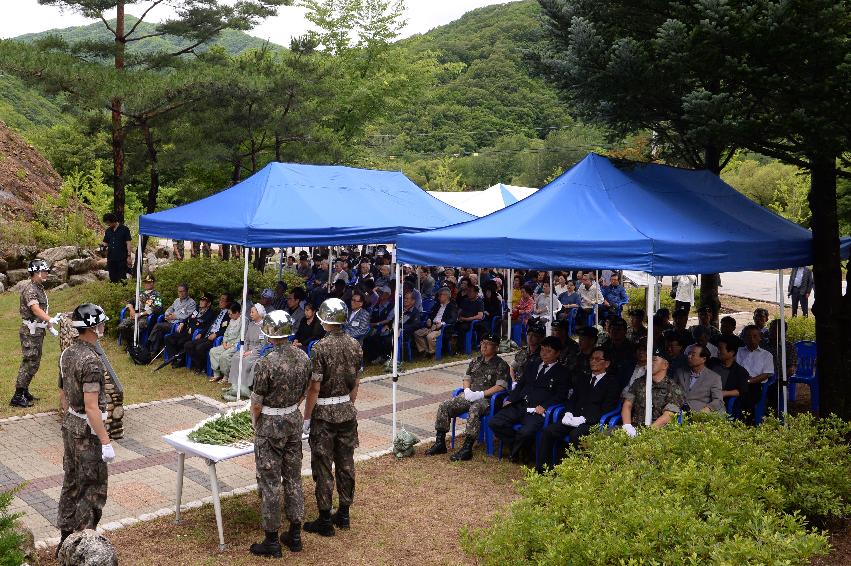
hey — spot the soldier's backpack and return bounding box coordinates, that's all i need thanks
[128,345,152,365]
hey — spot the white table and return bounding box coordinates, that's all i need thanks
[162,428,254,550]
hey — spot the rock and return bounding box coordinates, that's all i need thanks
[50,259,69,283]
[43,273,64,289]
[112,406,124,420]
[94,257,107,270]
[0,273,6,286]
[6,268,29,285]
[68,257,95,275]
[155,246,170,259]
[40,246,80,264]
[69,273,99,287]
[13,522,37,566]
[94,270,110,281]
[0,282,4,293]
[0,257,7,272]
[51,283,69,292]
[10,279,28,294]
[58,530,117,566]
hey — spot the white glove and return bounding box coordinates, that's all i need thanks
[464,388,485,402]
[560,412,574,426]
[302,419,311,440]
[101,443,115,463]
[526,407,536,414]
[462,387,475,401]
[623,424,637,438]
[48,326,59,337]
[49,315,61,325]
[574,416,586,426]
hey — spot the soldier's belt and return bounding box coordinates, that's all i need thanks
[67,408,108,432]
[22,319,48,335]
[316,394,350,406]
[261,404,299,416]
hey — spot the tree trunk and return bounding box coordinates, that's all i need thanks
[111,1,127,222]
[275,133,282,162]
[701,144,722,326]
[808,155,849,419]
[231,160,242,185]
[138,121,159,255]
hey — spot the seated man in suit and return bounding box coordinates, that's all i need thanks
[708,336,751,418]
[165,292,217,368]
[489,336,571,464]
[413,287,458,356]
[538,347,621,472]
[674,344,724,413]
[425,334,509,461]
[343,291,371,344]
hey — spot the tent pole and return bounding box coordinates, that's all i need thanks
[506,268,513,340]
[778,270,788,418]
[133,238,143,346]
[645,274,654,426]
[391,260,402,443]
[547,270,553,336]
[655,276,662,311]
[278,248,284,281]
[236,248,249,403]
[328,246,334,289]
[595,270,600,327]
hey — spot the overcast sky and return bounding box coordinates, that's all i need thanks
[0,1,513,44]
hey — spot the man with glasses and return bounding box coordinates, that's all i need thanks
[285,288,306,331]
[343,292,371,344]
[146,283,196,355]
[673,344,724,413]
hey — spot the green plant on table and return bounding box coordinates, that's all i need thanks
[188,409,254,446]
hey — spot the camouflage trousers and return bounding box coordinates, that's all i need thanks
[309,418,358,512]
[57,424,108,532]
[254,432,304,531]
[434,395,489,441]
[16,328,45,389]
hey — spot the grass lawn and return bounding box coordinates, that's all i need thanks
[36,444,525,565]
[0,284,474,419]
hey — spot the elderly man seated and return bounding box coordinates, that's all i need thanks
[618,352,686,438]
[146,282,197,355]
[489,336,571,463]
[708,336,751,417]
[424,334,509,461]
[414,287,458,356]
[117,273,163,347]
[673,344,724,413]
[689,305,721,344]
[456,283,486,339]
[577,273,603,327]
[740,308,770,347]
[600,273,628,320]
[343,291,371,344]
[737,324,775,421]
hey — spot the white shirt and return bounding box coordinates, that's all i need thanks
[578,284,603,309]
[348,308,362,323]
[590,372,607,387]
[736,346,774,378]
[792,268,804,288]
[536,362,553,376]
[674,275,697,303]
[685,342,718,359]
[432,303,448,325]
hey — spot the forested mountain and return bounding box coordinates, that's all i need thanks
[16,15,281,59]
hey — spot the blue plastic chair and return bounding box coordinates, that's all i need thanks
[422,298,435,314]
[490,315,503,336]
[566,307,578,336]
[788,341,818,414]
[162,322,181,362]
[206,336,224,376]
[449,387,507,456]
[460,323,479,355]
[143,314,164,347]
[754,374,778,425]
[433,324,454,361]
[117,307,129,345]
[585,305,598,328]
[511,322,527,345]
[497,403,563,469]
[548,403,620,467]
[185,329,204,369]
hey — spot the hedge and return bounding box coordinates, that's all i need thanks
[465,413,850,565]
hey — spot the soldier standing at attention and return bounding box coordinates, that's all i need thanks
[56,304,115,552]
[248,310,311,558]
[423,333,509,461]
[302,298,363,537]
[11,259,59,408]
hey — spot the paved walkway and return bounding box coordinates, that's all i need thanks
[0,359,478,547]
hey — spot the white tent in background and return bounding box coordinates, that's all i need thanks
[428,183,537,217]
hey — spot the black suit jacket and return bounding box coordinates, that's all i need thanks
[509,360,571,408]
[566,372,621,425]
[185,308,216,335]
[428,301,458,328]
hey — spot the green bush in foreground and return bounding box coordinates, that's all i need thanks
[465,413,850,565]
[0,488,24,566]
[783,315,816,343]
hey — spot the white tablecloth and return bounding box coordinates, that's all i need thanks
[162,428,254,463]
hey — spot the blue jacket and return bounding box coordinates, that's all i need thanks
[602,284,628,307]
[344,308,372,343]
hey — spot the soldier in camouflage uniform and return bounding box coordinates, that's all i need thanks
[302,298,363,537]
[11,259,59,408]
[425,333,509,461]
[551,319,580,370]
[116,273,163,347]
[248,311,311,558]
[56,304,115,555]
[510,322,544,381]
[620,353,685,436]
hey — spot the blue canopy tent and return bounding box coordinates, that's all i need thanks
[135,163,473,420]
[397,153,845,427]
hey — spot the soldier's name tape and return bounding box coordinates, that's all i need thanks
[22,319,49,335]
[67,408,108,433]
[315,394,351,406]
[260,404,299,416]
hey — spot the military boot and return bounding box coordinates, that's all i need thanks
[280,522,302,552]
[23,388,39,402]
[303,510,335,537]
[331,505,350,529]
[424,431,448,456]
[9,389,32,408]
[249,531,282,558]
[449,437,475,462]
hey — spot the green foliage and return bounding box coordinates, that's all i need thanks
[783,316,817,343]
[0,73,69,134]
[0,488,24,566]
[626,286,701,316]
[722,156,812,227]
[188,409,254,446]
[466,414,849,565]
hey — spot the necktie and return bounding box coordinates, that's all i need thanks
[537,364,549,380]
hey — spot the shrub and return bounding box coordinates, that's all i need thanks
[783,315,816,343]
[0,488,24,566]
[464,413,850,565]
[626,286,701,315]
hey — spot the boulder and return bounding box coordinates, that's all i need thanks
[0,257,7,272]
[40,245,80,264]
[0,272,7,286]
[155,246,170,259]
[51,283,69,292]
[0,282,4,293]
[58,529,117,566]
[6,268,29,285]
[69,273,99,287]
[10,279,28,294]
[51,259,69,283]
[43,273,64,289]
[68,257,95,275]
[94,270,110,281]
[4,246,39,269]
[94,257,107,270]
